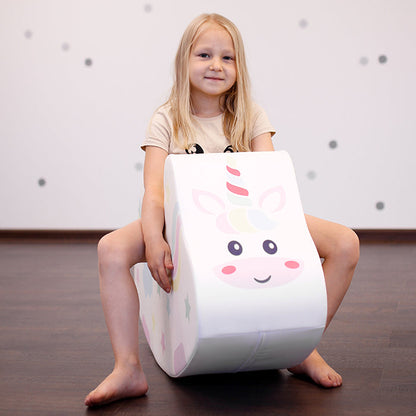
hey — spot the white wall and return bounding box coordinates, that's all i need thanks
[1,0,415,230]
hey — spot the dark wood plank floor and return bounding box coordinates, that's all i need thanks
[0,240,415,415]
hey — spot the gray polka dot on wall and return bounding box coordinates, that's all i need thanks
[378,55,388,64]
[24,30,33,39]
[62,43,70,52]
[359,57,369,66]
[38,178,46,187]
[376,201,385,210]
[299,19,308,28]
[144,3,152,13]
[85,58,93,67]
[135,162,144,171]
[329,140,338,149]
[307,171,316,180]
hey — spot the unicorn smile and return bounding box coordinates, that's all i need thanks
[254,275,272,284]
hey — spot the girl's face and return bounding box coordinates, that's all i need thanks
[189,23,236,105]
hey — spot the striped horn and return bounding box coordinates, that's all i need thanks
[225,158,252,207]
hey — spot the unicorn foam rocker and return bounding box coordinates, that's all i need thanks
[133,151,327,377]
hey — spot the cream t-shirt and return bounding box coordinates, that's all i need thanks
[141,102,276,154]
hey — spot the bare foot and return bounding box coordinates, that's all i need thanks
[85,364,149,407]
[288,349,342,388]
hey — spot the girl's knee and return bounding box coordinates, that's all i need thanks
[335,226,360,267]
[97,232,129,270]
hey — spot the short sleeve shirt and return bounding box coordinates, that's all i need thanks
[142,102,275,154]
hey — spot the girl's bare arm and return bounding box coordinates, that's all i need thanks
[141,146,173,293]
[251,132,274,151]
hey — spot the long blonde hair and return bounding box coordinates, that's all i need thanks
[168,13,253,152]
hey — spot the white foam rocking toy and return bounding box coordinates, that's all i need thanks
[133,151,326,377]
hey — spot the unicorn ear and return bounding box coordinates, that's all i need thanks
[192,189,226,216]
[259,186,286,213]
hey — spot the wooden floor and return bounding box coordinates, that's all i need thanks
[0,239,415,415]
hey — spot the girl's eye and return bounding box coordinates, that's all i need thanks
[223,56,234,61]
[199,53,209,58]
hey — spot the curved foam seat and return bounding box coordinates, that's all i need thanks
[133,151,327,377]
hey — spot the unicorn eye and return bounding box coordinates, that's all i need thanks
[263,240,277,255]
[228,240,243,256]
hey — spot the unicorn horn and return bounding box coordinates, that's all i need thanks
[225,158,252,207]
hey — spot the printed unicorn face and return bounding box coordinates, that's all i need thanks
[214,238,303,289]
[193,158,304,290]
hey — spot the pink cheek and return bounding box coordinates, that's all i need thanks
[222,265,236,275]
[285,261,300,269]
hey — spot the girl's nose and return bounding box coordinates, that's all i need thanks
[209,58,222,71]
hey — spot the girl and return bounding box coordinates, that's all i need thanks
[85,13,359,407]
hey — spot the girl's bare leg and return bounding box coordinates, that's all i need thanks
[288,215,360,388]
[85,220,149,407]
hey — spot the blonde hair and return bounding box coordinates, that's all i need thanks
[167,13,253,152]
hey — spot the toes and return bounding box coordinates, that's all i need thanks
[84,386,113,407]
[324,373,342,388]
[85,388,103,406]
[84,393,96,407]
[307,367,342,388]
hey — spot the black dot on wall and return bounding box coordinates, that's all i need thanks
[307,171,317,180]
[24,30,33,39]
[376,201,385,210]
[378,55,388,64]
[85,58,93,66]
[299,19,308,28]
[329,140,338,149]
[38,178,46,187]
[144,3,153,13]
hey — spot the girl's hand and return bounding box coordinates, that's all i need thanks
[145,237,174,293]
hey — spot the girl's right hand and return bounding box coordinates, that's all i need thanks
[145,237,174,293]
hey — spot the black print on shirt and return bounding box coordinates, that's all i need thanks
[185,143,204,154]
[224,145,235,153]
[185,143,236,154]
